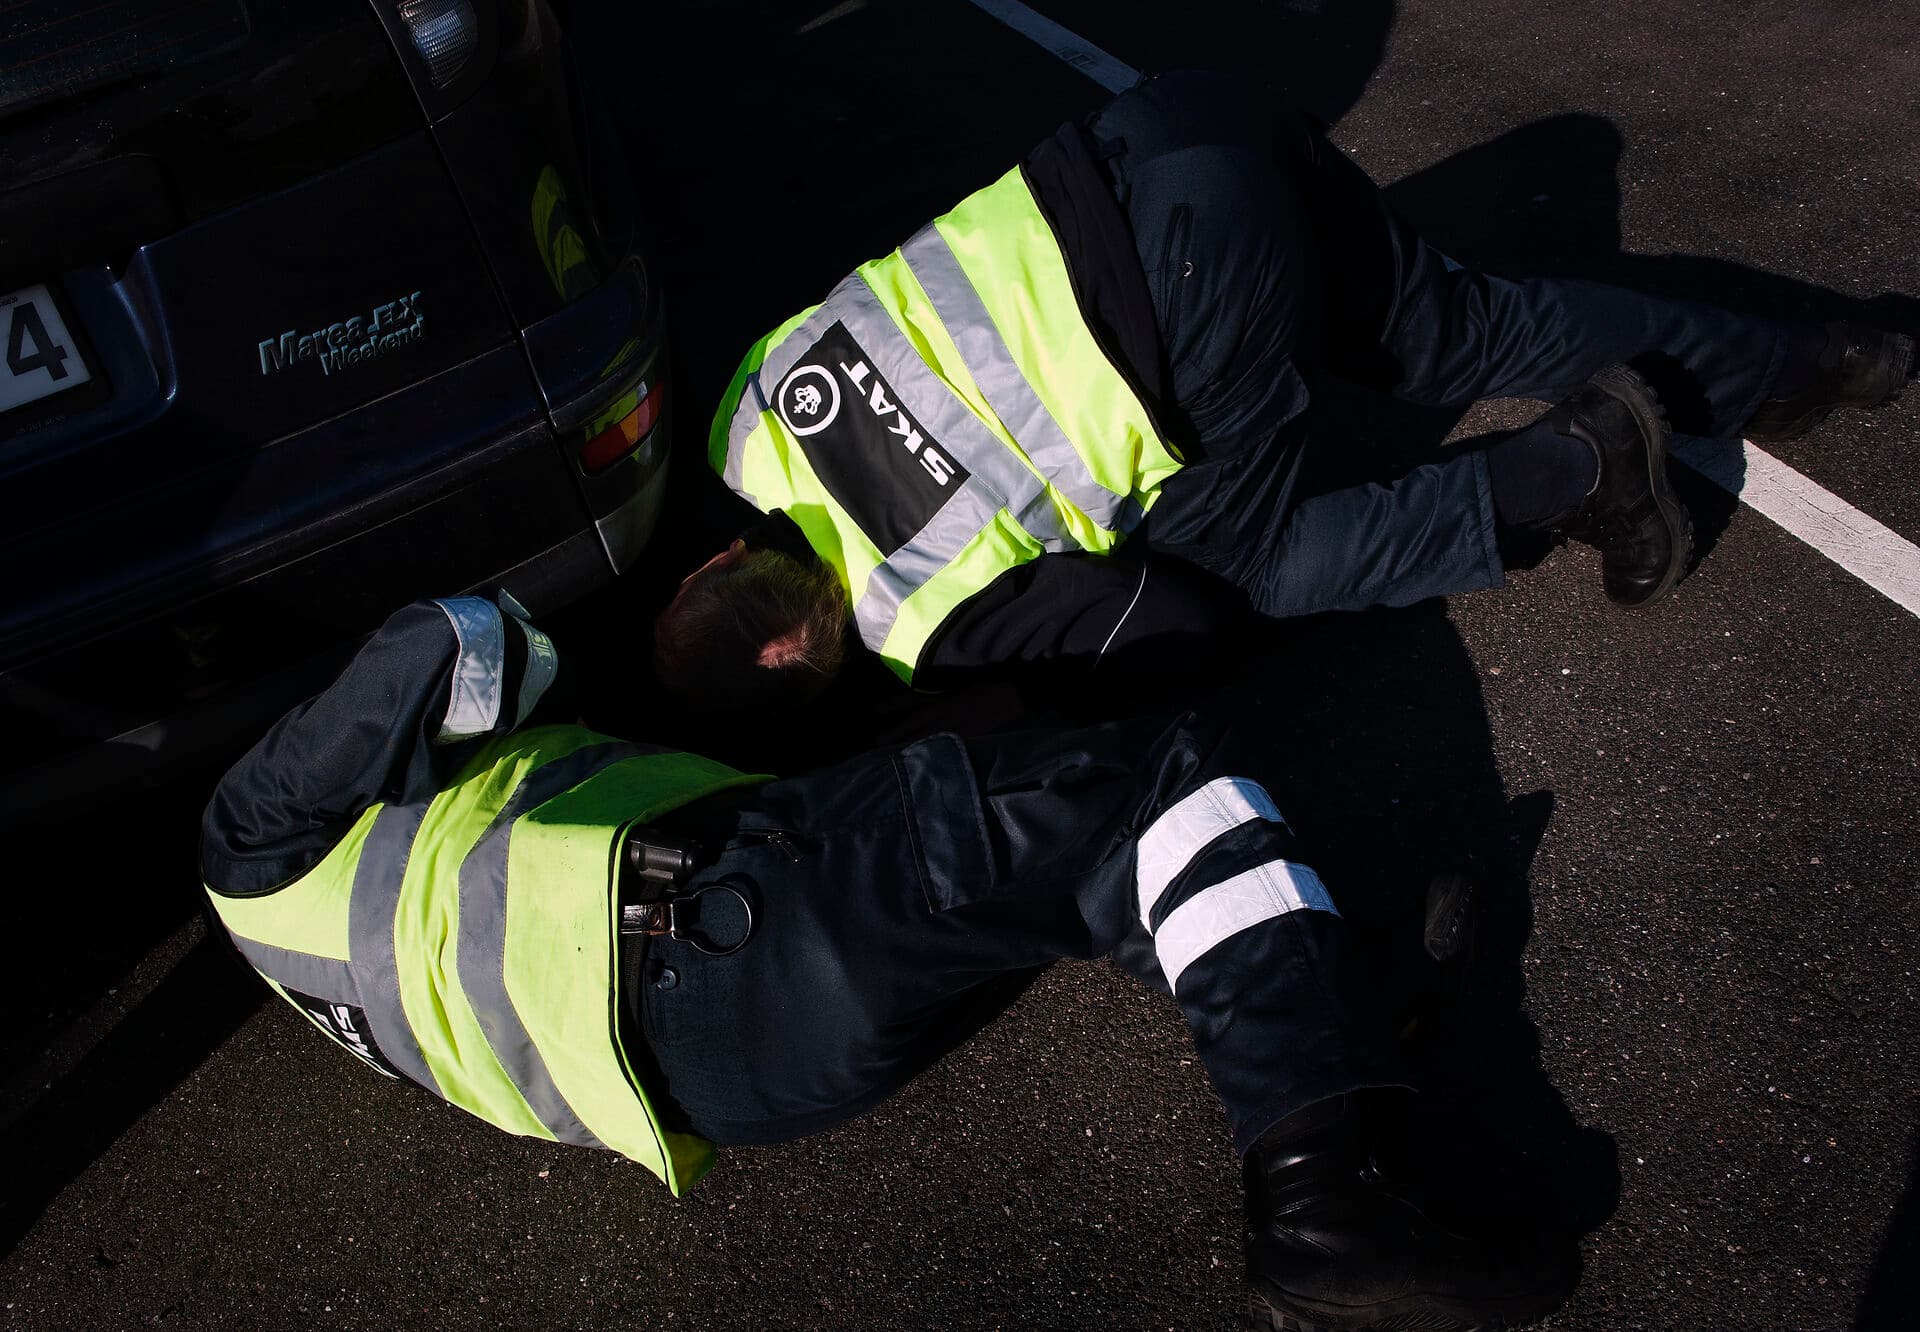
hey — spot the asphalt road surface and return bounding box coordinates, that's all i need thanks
[5,2,1917,1329]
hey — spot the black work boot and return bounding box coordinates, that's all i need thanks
[1549,364,1689,609]
[1245,1096,1577,1332]
[1745,320,1915,442]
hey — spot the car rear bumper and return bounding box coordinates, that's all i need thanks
[1,365,671,822]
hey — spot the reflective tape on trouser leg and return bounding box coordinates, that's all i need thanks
[1153,860,1336,989]
[1134,775,1337,990]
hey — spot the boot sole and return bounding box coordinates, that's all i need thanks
[1588,363,1690,609]
[1248,1277,1568,1332]
[1746,328,1916,442]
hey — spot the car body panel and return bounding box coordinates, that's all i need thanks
[0,0,674,819]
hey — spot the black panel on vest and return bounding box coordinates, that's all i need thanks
[283,985,404,1079]
[770,320,971,558]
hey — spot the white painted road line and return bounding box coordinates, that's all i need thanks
[1674,436,1920,616]
[967,0,1137,92]
[968,0,1920,622]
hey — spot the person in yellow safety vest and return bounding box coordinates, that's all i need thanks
[203,594,1579,1331]
[655,71,1912,711]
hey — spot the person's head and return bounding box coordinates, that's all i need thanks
[653,540,851,714]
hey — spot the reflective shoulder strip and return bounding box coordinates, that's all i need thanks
[457,741,638,1151]
[738,266,1073,654]
[346,801,440,1093]
[724,385,759,495]
[738,265,1072,552]
[900,222,1140,535]
[852,476,1008,653]
[511,616,560,729]
[1153,860,1337,990]
[724,306,825,498]
[435,597,507,743]
[838,265,1070,550]
[226,937,358,1005]
[1135,776,1287,928]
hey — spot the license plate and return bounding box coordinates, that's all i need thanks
[0,284,95,415]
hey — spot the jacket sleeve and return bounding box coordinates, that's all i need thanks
[913,551,1244,689]
[199,596,570,896]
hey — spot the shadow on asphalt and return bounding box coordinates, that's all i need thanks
[1168,610,1623,1238]
[1856,1112,1920,1330]
[1,793,264,1259]
[567,573,1631,1247]
[1379,110,1920,568]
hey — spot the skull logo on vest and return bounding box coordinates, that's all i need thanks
[777,364,841,436]
[769,319,972,558]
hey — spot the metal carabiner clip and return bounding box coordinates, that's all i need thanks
[638,882,754,957]
[670,882,755,957]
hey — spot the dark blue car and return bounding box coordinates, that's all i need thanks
[0,0,670,819]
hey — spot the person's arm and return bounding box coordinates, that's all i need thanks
[200,596,570,896]
[913,550,1244,690]
[740,510,1242,687]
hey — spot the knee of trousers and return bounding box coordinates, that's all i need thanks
[1131,774,1340,994]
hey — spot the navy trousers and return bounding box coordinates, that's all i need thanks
[640,714,1405,1155]
[1095,72,1795,616]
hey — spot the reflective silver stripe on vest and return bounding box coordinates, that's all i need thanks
[852,474,1009,653]
[227,937,358,1002]
[457,741,639,1151]
[728,273,1081,654]
[832,275,1069,549]
[728,303,844,498]
[347,801,440,1094]
[730,274,1072,551]
[900,224,1144,535]
[724,382,756,495]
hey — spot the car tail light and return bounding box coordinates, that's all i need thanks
[578,380,664,475]
[394,0,479,88]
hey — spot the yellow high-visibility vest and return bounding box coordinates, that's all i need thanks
[712,166,1184,683]
[206,727,764,1195]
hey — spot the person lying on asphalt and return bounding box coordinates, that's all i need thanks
[202,593,1579,1332]
[655,69,1913,713]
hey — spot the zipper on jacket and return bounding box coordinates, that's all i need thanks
[1159,205,1193,349]
[727,829,803,861]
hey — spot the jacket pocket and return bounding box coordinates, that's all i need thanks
[892,732,1000,913]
